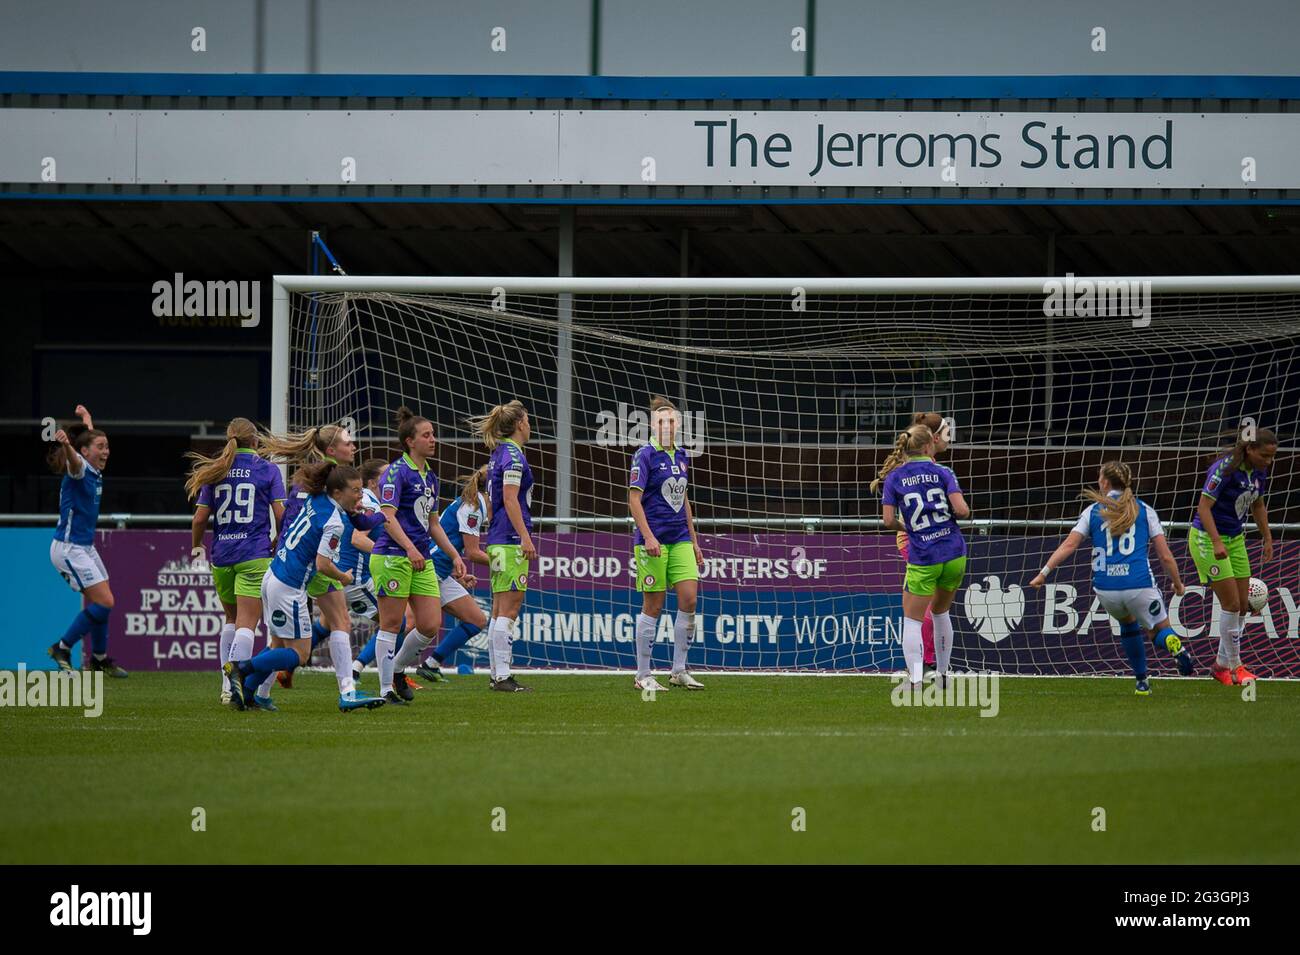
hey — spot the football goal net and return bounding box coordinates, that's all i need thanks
[272,275,1300,678]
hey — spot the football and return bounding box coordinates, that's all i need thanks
[1248,577,1270,613]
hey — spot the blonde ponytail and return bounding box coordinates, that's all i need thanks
[1083,460,1140,536]
[468,400,527,451]
[461,464,489,507]
[870,424,933,495]
[185,417,258,501]
[258,423,348,466]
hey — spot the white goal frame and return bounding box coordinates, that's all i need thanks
[269,273,1300,676]
[270,271,1300,458]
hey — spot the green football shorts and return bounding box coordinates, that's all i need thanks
[904,556,967,596]
[369,554,441,599]
[634,541,699,592]
[1188,527,1250,584]
[487,544,529,594]
[211,557,270,606]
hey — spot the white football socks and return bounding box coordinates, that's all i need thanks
[1217,610,1241,668]
[256,671,276,700]
[328,630,354,694]
[230,627,255,664]
[490,617,513,681]
[635,612,657,680]
[932,611,954,674]
[392,629,434,672]
[671,611,694,674]
[902,616,924,684]
[1228,613,1245,668]
[376,630,397,695]
[219,623,236,690]
[486,617,498,678]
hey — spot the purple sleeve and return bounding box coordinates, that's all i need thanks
[881,472,898,507]
[944,468,962,495]
[1202,460,1226,499]
[379,465,401,508]
[196,484,213,508]
[629,448,649,490]
[351,510,386,532]
[269,464,286,501]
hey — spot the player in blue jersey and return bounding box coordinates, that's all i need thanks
[342,458,389,622]
[414,465,493,682]
[46,405,128,678]
[1030,461,1195,695]
[224,462,383,712]
[281,456,384,709]
[371,407,468,705]
[259,423,360,688]
[1187,427,1278,686]
[472,400,536,692]
[628,396,705,692]
[874,423,971,688]
[186,417,286,705]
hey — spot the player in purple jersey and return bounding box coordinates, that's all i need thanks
[372,407,468,705]
[873,423,971,688]
[186,418,287,704]
[628,396,705,691]
[46,404,128,678]
[896,411,951,671]
[471,399,535,692]
[1188,426,1279,687]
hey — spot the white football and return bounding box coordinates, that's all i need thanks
[1247,577,1269,613]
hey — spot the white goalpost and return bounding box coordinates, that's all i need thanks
[271,274,1300,678]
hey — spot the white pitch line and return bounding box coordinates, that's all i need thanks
[51,718,1279,742]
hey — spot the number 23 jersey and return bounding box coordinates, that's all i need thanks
[881,457,966,566]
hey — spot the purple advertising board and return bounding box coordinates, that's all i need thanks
[84,529,1300,677]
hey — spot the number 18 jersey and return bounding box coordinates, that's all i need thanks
[1072,492,1164,591]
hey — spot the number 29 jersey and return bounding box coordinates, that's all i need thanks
[195,451,287,566]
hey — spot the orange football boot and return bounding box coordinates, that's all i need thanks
[1234,665,1257,684]
[1210,663,1236,686]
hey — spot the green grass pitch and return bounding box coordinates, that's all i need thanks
[2,671,1297,864]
